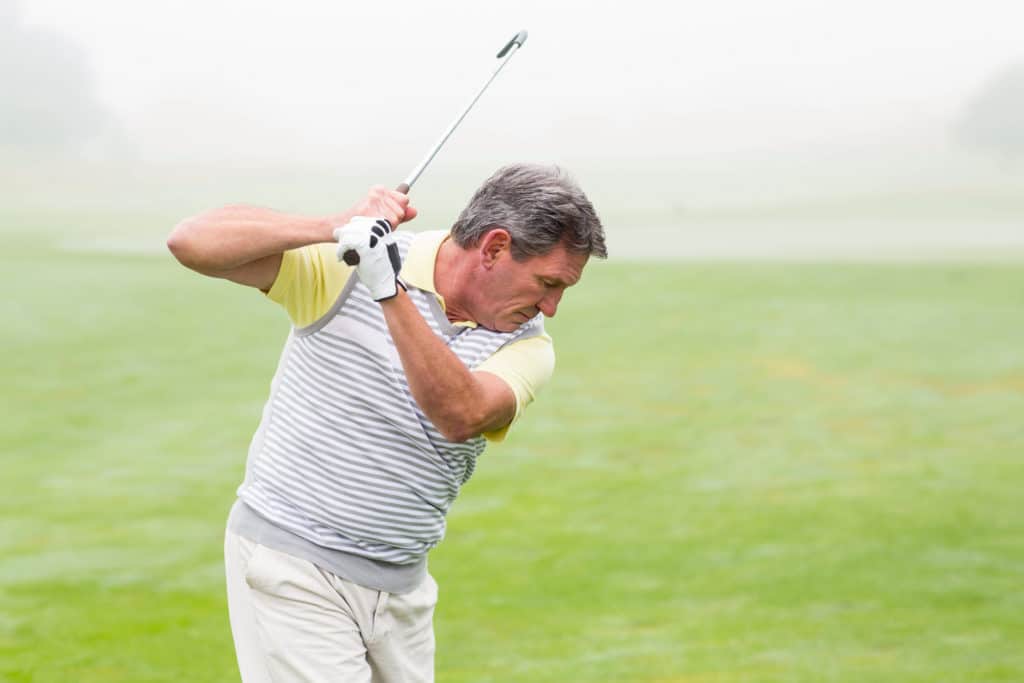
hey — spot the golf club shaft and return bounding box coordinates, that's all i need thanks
[342,31,527,266]
[400,41,524,193]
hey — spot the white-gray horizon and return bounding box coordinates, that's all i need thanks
[8,0,1024,261]
[13,0,1024,168]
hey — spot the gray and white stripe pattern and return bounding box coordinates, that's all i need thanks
[237,232,544,565]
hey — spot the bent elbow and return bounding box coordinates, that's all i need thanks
[167,218,208,270]
[167,220,193,262]
[436,408,493,443]
[439,422,477,444]
[432,411,474,443]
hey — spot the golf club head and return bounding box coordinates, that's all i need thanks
[497,30,528,58]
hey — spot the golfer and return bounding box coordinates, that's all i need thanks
[168,163,606,682]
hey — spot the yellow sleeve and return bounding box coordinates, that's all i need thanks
[265,243,354,328]
[475,334,556,442]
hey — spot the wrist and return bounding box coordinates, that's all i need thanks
[322,213,350,240]
[376,279,408,304]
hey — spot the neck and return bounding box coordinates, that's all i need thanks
[434,238,475,324]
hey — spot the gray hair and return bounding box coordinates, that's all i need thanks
[451,164,607,260]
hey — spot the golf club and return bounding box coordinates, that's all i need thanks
[342,29,529,266]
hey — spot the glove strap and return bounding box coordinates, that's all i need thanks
[375,278,408,303]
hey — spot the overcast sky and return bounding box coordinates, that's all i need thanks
[12,0,1024,169]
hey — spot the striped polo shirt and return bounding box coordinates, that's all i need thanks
[230,230,553,593]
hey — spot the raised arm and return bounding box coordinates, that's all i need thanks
[381,291,517,442]
[167,187,416,290]
[332,219,523,443]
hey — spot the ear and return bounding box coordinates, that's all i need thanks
[478,228,511,269]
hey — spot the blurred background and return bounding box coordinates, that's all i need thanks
[3,0,1023,257]
[3,1,1023,681]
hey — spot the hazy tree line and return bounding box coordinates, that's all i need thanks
[1,0,112,155]
[955,61,1024,162]
[1,0,1021,164]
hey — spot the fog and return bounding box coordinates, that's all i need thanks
[9,0,1022,161]
[5,0,1024,257]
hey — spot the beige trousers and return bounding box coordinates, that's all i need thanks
[224,530,437,683]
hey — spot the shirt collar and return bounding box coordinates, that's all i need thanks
[399,230,477,328]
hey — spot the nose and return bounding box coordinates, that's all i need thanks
[537,289,563,317]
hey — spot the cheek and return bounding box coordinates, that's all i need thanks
[509,286,541,307]
[493,269,544,308]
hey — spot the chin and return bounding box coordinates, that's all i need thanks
[484,311,529,333]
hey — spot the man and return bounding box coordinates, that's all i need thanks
[167,164,606,682]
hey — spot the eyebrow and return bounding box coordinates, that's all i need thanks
[540,274,578,288]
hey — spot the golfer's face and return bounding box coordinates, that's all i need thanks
[483,245,588,332]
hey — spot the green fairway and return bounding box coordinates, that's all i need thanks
[1,212,1022,682]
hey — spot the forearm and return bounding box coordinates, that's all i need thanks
[380,290,514,442]
[167,205,344,273]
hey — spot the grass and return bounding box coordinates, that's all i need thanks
[1,212,1022,681]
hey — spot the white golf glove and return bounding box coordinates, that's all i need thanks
[334,216,403,301]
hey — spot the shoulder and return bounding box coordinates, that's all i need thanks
[475,332,555,399]
[266,243,353,327]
